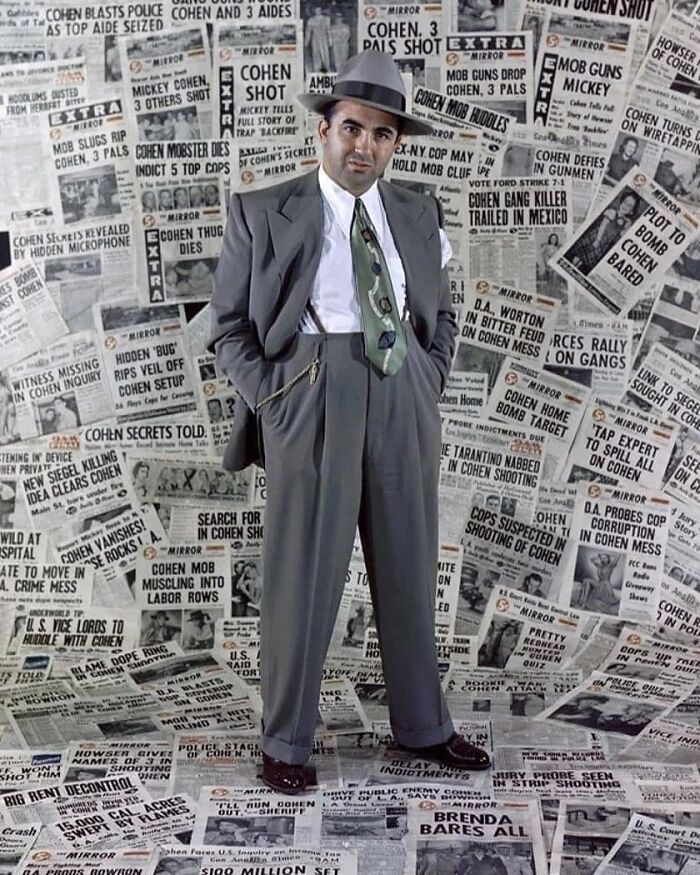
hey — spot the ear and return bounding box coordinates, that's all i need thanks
[317,118,329,144]
[393,134,403,151]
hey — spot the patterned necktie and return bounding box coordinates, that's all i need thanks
[350,197,406,376]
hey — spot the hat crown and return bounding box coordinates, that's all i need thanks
[335,50,405,99]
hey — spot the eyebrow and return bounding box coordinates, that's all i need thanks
[339,116,398,136]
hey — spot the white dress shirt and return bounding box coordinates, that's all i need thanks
[299,165,453,333]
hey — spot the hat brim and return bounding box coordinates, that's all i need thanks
[297,92,434,136]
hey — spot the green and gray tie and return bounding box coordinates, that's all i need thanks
[350,197,406,376]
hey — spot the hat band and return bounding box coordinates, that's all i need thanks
[332,79,406,113]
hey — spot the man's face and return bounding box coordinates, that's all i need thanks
[486,495,500,511]
[622,138,637,159]
[318,99,402,196]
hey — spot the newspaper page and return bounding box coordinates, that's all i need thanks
[0,561,93,611]
[537,670,683,738]
[63,739,174,797]
[627,342,700,435]
[0,772,149,826]
[441,415,545,523]
[550,167,700,315]
[545,316,633,403]
[0,0,44,64]
[357,0,443,86]
[317,678,371,737]
[155,846,356,875]
[441,31,534,125]
[598,626,700,690]
[484,357,590,479]
[213,22,304,143]
[464,177,573,303]
[134,139,228,231]
[595,813,700,875]
[8,213,137,331]
[0,653,53,686]
[0,824,39,874]
[47,793,196,850]
[476,585,585,671]
[631,276,700,372]
[1,603,140,668]
[0,57,86,217]
[81,416,210,457]
[51,504,167,586]
[169,505,264,553]
[134,543,231,650]
[410,85,512,178]
[235,137,318,191]
[403,798,548,875]
[42,97,138,227]
[169,733,261,798]
[0,261,68,369]
[617,715,700,764]
[20,447,138,531]
[595,81,700,213]
[459,505,570,632]
[119,26,212,144]
[500,125,609,225]
[635,9,700,98]
[191,785,321,848]
[136,200,225,305]
[94,303,198,422]
[657,574,700,643]
[533,481,577,538]
[44,0,168,97]
[0,749,63,791]
[386,131,481,257]
[191,353,238,455]
[454,279,561,396]
[533,11,636,146]
[547,801,691,875]
[15,849,156,875]
[126,454,254,509]
[438,370,489,420]
[214,617,261,684]
[2,330,112,445]
[6,689,166,748]
[67,641,183,691]
[562,396,677,488]
[561,482,670,621]
[164,0,300,28]
[665,441,700,505]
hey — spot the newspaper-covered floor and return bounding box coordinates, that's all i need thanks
[1,0,700,873]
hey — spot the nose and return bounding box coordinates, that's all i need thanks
[355,129,373,154]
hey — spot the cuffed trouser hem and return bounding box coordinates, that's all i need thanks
[391,717,455,749]
[260,733,312,765]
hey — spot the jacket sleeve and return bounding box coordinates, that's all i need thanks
[426,194,458,390]
[207,192,270,411]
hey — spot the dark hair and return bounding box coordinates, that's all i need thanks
[322,100,404,137]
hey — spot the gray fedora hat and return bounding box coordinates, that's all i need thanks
[297,50,433,136]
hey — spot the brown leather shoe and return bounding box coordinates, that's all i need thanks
[398,732,491,771]
[261,752,308,794]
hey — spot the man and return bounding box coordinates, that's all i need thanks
[305,5,332,71]
[605,136,639,184]
[208,51,490,794]
[53,396,78,430]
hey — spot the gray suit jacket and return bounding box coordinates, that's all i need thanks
[207,168,457,470]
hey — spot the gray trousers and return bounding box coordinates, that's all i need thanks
[257,324,454,764]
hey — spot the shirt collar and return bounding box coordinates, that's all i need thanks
[318,164,383,239]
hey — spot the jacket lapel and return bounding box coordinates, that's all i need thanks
[379,179,440,331]
[264,170,324,351]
